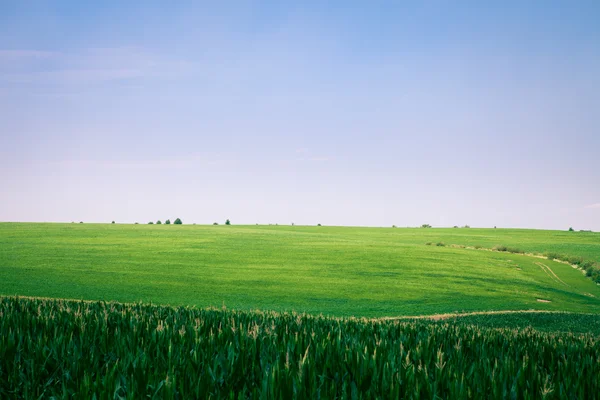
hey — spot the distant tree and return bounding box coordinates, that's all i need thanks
[392,225,396,228]
[568,227,574,232]
[148,222,154,224]
[165,219,171,225]
[111,221,115,224]
[421,224,432,228]
[174,218,182,225]
[463,225,470,228]
[156,220,162,225]
[213,222,218,225]
[453,226,458,228]
[135,222,139,224]
[494,226,497,229]
[225,219,231,225]
[317,223,322,226]
[292,223,295,226]
[79,221,83,224]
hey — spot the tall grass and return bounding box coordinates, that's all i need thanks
[1,297,598,399]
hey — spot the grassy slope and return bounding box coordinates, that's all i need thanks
[0,223,599,317]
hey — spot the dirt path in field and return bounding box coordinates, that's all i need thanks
[382,309,577,321]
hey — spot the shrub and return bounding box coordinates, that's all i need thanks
[165,219,171,225]
[425,242,433,246]
[225,219,231,225]
[493,245,508,252]
[436,242,445,247]
[463,225,470,228]
[174,218,182,225]
[474,245,482,249]
[317,223,322,227]
[213,222,218,225]
[545,252,561,261]
[581,260,595,269]
[392,225,396,228]
[506,247,524,254]
[79,221,83,224]
[568,227,574,232]
[566,256,584,266]
[156,220,162,225]
[453,226,458,228]
[421,224,432,228]
[111,221,115,224]
[148,222,154,224]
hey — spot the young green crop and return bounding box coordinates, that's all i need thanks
[1,223,599,317]
[1,296,598,399]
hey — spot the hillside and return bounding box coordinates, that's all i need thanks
[1,223,598,317]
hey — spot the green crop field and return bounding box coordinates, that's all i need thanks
[2,297,599,399]
[2,223,600,398]
[1,223,599,317]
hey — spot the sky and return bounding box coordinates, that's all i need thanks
[1,0,599,230]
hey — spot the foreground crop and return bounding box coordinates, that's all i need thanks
[1,297,599,399]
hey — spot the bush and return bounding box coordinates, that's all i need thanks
[474,245,482,249]
[165,219,171,225]
[79,221,83,224]
[436,242,445,247]
[569,227,574,232]
[506,247,524,254]
[463,225,470,228]
[392,225,396,228]
[148,222,154,224]
[174,218,182,225]
[213,222,218,225]
[493,245,508,252]
[421,224,432,228]
[545,252,561,261]
[156,220,162,225]
[225,219,231,226]
[425,242,432,246]
[566,256,584,266]
[453,226,458,228]
[317,223,321,227]
[111,221,115,224]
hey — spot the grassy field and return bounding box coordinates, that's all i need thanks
[1,223,599,317]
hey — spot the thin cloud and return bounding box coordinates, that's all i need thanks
[0,50,58,60]
[0,47,194,85]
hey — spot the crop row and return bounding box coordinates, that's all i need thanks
[1,296,599,399]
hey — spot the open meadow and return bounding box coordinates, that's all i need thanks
[1,223,599,317]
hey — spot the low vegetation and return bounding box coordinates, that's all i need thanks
[1,297,598,399]
[1,223,599,317]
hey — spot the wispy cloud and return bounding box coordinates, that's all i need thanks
[0,47,194,85]
[585,203,600,209]
[0,50,58,60]
[46,153,234,171]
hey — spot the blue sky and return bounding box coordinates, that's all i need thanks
[1,1,599,229]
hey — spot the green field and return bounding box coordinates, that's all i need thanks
[1,223,599,317]
[2,297,599,399]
